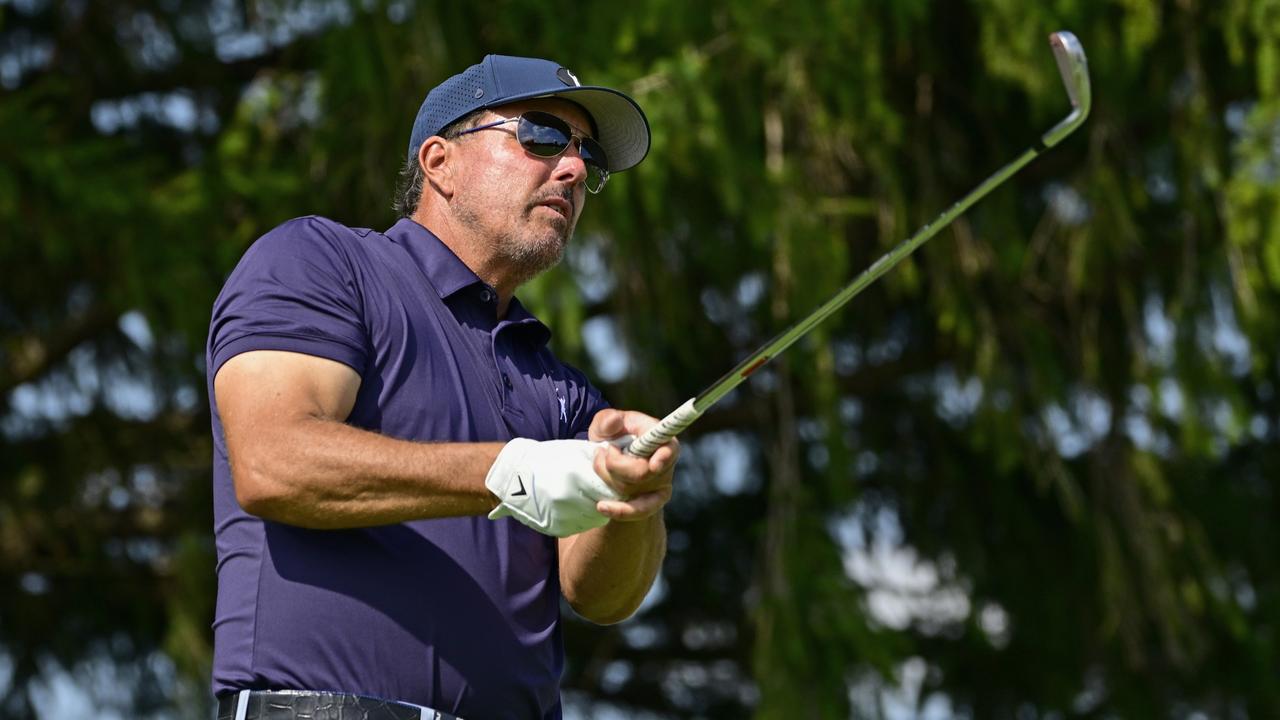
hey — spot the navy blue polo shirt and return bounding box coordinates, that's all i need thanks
[206,216,607,718]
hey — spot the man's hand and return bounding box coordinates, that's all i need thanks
[588,409,680,522]
[486,439,620,537]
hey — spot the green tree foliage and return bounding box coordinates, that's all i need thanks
[2,0,1278,717]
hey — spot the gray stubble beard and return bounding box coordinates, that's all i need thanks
[497,231,568,286]
[488,203,573,287]
[455,196,574,288]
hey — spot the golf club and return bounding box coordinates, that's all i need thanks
[626,30,1091,458]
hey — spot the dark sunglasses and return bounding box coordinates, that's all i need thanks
[456,110,610,193]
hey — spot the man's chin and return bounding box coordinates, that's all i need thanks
[504,234,568,282]
[532,223,573,256]
[539,213,574,239]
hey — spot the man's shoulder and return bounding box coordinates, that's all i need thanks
[239,215,390,268]
[259,214,376,248]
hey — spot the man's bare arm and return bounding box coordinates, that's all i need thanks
[215,350,502,528]
[558,410,677,624]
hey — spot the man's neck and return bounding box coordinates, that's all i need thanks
[411,209,516,317]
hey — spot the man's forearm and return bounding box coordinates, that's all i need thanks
[559,514,667,625]
[229,414,503,528]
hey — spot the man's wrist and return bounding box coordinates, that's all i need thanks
[596,507,665,535]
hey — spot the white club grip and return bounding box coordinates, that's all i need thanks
[626,398,701,458]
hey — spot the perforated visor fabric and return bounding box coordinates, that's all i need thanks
[434,83,484,134]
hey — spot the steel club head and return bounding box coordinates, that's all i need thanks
[1042,31,1091,148]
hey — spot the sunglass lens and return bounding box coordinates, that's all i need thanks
[579,139,610,193]
[518,111,610,193]
[518,112,572,158]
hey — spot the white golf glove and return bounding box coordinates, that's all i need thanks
[485,438,621,537]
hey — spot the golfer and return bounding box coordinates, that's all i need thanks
[206,55,677,720]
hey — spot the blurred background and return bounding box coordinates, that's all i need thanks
[3,0,1279,717]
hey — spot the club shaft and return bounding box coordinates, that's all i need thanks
[626,31,1090,458]
[704,146,1041,411]
[626,147,1041,457]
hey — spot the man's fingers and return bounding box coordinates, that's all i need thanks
[605,431,678,469]
[589,411,682,466]
[597,442,675,493]
[587,408,626,442]
[643,441,678,469]
[623,413,681,462]
[605,440,666,473]
[593,444,659,496]
[620,410,659,437]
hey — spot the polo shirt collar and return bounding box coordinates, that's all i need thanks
[385,218,551,346]
[503,296,551,346]
[386,218,482,299]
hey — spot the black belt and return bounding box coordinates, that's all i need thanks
[216,690,463,720]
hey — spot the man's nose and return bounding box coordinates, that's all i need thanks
[552,141,589,186]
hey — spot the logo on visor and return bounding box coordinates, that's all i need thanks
[557,68,581,87]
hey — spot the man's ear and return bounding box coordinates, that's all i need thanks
[420,137,454,199]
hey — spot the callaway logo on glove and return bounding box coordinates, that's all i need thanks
[485,438,622,537]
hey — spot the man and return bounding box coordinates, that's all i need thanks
[206,55,678,720]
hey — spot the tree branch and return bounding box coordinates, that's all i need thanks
[0,304,118,395]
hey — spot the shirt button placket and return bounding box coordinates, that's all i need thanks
[484,288,508,407]
[493,327,513,408]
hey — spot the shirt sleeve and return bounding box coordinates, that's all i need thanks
[208,216,369,378]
